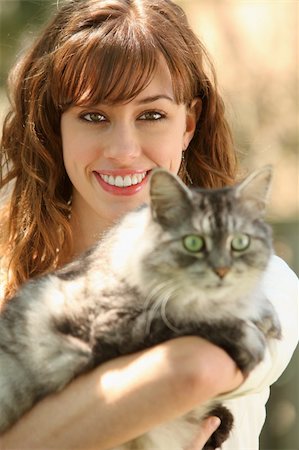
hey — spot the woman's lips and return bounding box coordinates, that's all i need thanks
[93,170,151,196]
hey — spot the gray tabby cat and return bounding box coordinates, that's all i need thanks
[0,167,281,449]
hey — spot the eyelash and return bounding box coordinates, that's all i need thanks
[138,111,166,121]
[80,112,105,123]
[79,110,167,124]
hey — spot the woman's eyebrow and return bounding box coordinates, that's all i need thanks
[136,95,175,104]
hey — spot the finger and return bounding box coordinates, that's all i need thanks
[185,416,221,450]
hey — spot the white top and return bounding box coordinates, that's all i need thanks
[221,255,298,450]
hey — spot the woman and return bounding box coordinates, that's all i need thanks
[0,1,297,449]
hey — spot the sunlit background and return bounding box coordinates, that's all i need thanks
[0,1,298,448]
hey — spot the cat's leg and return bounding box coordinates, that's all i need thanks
[147,318,268,375]
[91,309,269,375]
[221,320,267,374]
[148,317,267,375]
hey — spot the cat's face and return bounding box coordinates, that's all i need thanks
[142,168,272,304]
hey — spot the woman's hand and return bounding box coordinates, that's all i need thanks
[185,416,221,450]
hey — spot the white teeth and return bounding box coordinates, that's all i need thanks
[132,175,138,185]
[108,175,115,186]
[123,175,132,187]
[115,176,124,187]
[99,172,147,187]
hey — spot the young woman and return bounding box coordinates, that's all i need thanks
[0,1,297,449]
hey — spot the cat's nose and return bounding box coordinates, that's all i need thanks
[213,266,230,279]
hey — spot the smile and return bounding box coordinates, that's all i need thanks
[93,170,150,196]
[99,172,147,187]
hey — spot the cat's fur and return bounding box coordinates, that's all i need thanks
[0,167,281,449]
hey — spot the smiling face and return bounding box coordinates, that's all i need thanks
[61,58,199,250]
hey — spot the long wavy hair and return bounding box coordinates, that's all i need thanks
[0,0,237,301]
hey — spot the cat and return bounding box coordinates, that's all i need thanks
[0,167,281,449]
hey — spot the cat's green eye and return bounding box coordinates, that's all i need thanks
[231,234,250,251]
[183,235,205,253]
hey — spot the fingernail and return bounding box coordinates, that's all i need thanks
[209,416,221,430]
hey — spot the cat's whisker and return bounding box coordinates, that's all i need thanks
[145,301,161,335]
[143,279,173,312]
[144,280,175,334]
[147,281,179,333]
[160,295,180,333]
[143,282,163,311]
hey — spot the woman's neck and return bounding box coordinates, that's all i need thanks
[69,211,113,257]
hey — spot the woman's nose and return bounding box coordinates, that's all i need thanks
[103,124,141,163]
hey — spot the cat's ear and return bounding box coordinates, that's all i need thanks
[236,165,273,214]
[150,169,192,227]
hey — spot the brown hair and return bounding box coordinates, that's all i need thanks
[0,0,237,301]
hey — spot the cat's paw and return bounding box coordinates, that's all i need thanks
[254,312,282,340]
[234,322,266,374]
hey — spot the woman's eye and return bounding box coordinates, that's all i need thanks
[231,234,251,252]
[138,111,165,121]
[81,112,106,123]
[183,235,205,253]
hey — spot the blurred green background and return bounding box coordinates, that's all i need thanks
[0,1,298,448]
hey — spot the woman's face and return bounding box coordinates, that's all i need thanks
[61,58,199,241]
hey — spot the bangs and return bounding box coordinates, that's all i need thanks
[52,20,160,108]
[49,5,198,110]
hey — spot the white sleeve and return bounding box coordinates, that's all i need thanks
[221,256,298,450]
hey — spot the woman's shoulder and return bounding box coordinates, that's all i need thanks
[263,254,298,371]
[264,254,298,287]
[262,254,298,325]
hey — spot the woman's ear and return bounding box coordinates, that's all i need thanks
[183,98,202,149]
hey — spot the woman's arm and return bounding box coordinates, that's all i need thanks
[1,336,243,450]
